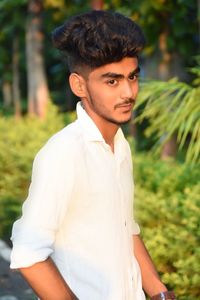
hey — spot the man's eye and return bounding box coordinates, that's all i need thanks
[107,79,117,86]
[129,74,139,81]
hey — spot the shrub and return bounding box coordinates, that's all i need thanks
[0,111,199,299]
[133,154,200,299]
[0,103,75,240]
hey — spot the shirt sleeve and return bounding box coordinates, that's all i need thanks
[10,137,76,268]
[131,219,141,235]
[125,140,141,236]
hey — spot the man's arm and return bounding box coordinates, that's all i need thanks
[19,257,78,300]
[133,235,168,298]
[11,141,77,299]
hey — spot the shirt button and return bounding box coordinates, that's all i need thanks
[125,221,126,226]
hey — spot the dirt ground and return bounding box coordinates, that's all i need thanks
[0,257,36,299]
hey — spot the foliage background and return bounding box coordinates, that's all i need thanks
[0,0,200,299]
[0,112,199,299]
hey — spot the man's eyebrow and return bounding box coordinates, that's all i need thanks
[129,66,140,76]
[101,66,140,79]
[101,72,124,79]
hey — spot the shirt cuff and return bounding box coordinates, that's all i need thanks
[10,225,54,269]
[10,244,53,269]
[131,220,140,235]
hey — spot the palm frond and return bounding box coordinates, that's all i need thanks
[135,67,200,163]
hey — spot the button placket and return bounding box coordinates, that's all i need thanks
[116,162,128,231]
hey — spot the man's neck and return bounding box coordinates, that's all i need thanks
[81,102,119,151]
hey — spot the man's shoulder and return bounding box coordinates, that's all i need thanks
[35,121,81,161]
[49,121,81,146]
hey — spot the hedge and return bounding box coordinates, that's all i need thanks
[0,110,199,299]
[133,154,200,299]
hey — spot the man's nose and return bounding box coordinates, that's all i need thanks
[120,80,135,99]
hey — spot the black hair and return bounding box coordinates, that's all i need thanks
[52,10,145,73]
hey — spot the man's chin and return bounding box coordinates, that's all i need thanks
[119,119,132,125]
[112,117,132,126]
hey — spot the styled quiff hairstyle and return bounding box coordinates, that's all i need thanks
[52,10,145,73]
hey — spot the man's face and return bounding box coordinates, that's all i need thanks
[83,57,139,126]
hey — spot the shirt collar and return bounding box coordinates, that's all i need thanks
[76,101,124,143]
[76,101,104,142]
[76,101,127,161]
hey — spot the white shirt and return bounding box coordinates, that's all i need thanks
[10,102,145,300]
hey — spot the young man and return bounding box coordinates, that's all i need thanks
[10,10,176,300]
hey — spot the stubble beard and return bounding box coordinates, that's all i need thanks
[89,95,134,126]
[105,115,132,126]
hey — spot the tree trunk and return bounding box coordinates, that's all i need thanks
[158,31,171,80]
[161,134,178,160]
[26,0,49,118]
[158,28,178,160]
[90,0,104,10]
[12,33,21,118]
[2,80,12,108]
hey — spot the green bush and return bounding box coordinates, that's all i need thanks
[133,154,200,299]
[0,112,199,299]
[0,103,75,239]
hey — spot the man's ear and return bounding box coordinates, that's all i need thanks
[69,73,87,98]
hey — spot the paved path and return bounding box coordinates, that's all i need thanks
[0,240,36,300]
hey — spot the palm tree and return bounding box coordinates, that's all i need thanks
[26,0,49,118]
[134,58,200,163]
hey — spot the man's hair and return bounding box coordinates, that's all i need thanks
[52,10,145,73]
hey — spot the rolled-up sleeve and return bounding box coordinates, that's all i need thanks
[10,137,75,268]
[131,219,141,235]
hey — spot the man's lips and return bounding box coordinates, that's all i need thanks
[115,102,134,110]
[114,99,135,110]
[118,103,132,108]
